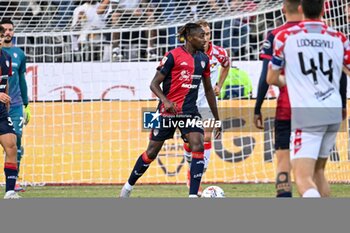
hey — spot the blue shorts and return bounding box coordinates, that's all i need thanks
[274,120,291,150]
[149,115,204,141]
[9,105,24,137]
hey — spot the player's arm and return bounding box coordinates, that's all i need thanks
[267,32,286,87]
[18,52,31,124]
[214,53,230,96]
[214,65,230,96]
[150,71,176,114]
[254,32,274,129]
[340,72,347,120]
[152,52,177,114]
[254,59,270,129]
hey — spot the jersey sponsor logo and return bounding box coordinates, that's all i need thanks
[12,62,18,67]
[180,62,188,66]
[201,61,206,69]
[181,83,198,89]
[180,70,191,80]
[297,39,334,49]
[314,87,335,101]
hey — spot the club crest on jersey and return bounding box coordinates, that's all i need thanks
[201,61,205,69]
[153,129,159,136]
[14,53,18,58]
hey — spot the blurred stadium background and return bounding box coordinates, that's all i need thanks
[0,0,349,197]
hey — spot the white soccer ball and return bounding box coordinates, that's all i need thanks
[201,186,225,198]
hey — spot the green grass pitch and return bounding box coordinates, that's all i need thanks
[11,183,350,198]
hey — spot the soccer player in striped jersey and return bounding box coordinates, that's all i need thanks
[267,0,350,197]
[182,20,230,195]
[254,0,303,198]
[254,0,346,198]
[120,23,221,198]
[1,19,30,192]
[0,25,20,199]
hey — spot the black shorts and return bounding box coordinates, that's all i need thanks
[274,119,291,150]
[149,115,204,141]
[0,117,16,135]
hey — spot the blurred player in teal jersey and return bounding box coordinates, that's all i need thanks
[1,19,30,192]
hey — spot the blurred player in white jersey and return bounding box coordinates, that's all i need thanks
[183,20,230,195]
[267,0,350,197]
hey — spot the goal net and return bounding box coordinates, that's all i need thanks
[1,0,349,185]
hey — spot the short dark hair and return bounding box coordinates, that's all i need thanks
[0,25,4,34]
[284,0,300,14]
[301,0,325,19]
[0,18,14,26]
[178,23,202,41]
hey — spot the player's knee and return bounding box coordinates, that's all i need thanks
[145,148,159,160]
[191,144,204,153]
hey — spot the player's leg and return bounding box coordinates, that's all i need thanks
[315,123,340,197]
[9,106,24,192]
[0,127,20,199]
[274,120,292,197]
[120,126,174,197]
[203,125,214,174]
[290,127,324,197]
[182,136,192,189]
[184,131,205,197]
[120,139,165,197]
[314,158,330,197]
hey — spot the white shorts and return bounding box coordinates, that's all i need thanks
[290,123,340,160]
[197,94,214,120]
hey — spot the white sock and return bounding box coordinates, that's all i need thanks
[124,182,133,191]
[204,148,211,170]
[184,151,192,164]
[302,188,321,198]
[189,195,198,198]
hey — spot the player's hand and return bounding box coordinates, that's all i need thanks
[213,85,222,96]
[24,105,31,125]
[342,108,347,121]
[163,99,177,114]
[0,93,11,104]
[254,114,264,129]
[214,126,222,139]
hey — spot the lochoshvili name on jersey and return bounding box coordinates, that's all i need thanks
[297,39,334,49]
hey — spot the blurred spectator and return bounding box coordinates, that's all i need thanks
[218,65,253,99]
[71,1,104,52]
[97,0,156,60]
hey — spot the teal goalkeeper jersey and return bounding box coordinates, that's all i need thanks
[2,47,27,107]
